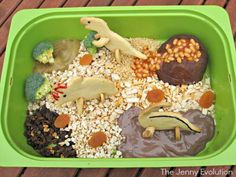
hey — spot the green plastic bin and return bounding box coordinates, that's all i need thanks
[0,6,236,167]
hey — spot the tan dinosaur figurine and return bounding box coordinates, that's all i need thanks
[56,77,118,115]
[80,17,147,62]
[138,103,201,140]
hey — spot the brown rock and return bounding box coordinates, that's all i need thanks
[157,34,208,85]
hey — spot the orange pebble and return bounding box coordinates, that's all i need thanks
[88,131,107,148]
[54,114,70,128]
[80,54,93,66]
[199,90,215,108]
[146,88,164,103]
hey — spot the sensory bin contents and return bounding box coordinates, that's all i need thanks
[25,17,215,158]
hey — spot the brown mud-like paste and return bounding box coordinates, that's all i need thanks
[157,34,208,85]
[118,107,215,157]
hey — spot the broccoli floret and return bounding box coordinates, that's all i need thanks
[25,73,52,102]
[87,46,97,54]
[32,41,54,64]
[84,31,98,54]
[111,149,117,156]
[84,31,97,48]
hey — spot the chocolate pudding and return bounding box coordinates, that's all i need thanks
[118,107,215,157]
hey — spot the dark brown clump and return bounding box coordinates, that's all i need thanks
[24,105,76,157]
[157,34,208,85]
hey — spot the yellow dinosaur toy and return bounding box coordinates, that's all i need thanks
[138,103,201,140]
[80,17,147,62]
[56,77,118,115]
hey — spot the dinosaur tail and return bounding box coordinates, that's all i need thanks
[127,48,147,59]
[134,51,147,59]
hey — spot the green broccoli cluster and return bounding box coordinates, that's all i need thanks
[32,41,54,64]
[83,31,98,54]
[25,73,52,102]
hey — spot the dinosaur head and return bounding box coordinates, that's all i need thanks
[80,17,109,31]
[55,77,83,106]
[56,87,73,106]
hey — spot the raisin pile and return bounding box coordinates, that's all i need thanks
[24,105,76,157]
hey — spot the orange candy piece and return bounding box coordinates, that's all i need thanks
[199,90,215,108]
[88,131,107,148]
[146,88,164,103]
[54,114,70,128]
[80,54,93,66]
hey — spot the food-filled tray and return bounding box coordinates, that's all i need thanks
[0,6,236,167]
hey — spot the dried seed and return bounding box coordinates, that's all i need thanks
[195,43,200,49]
[173,48,179,53]
[167,48,173,54]
[136,64,141,69]
[134,59,140,64]
[190,46,196,52]
[137,68,143,72]
[137,73,142,78]
[149,65,156,71]
[177,57,182,63]
[177,41,182,46]
[173,39,178,45]
[179,52,184,58]
[165,44,171,49]
[184,48,191,53]
[197,51,201,58]
[144,63,149,69]
[163,52,168,58]
[190,39,196,45]
[187,57,193,61]
[184,53,190,58]
[168,56,175,61]
[143,73,148,78]
[165,60,170,63]
[143,69,149,74]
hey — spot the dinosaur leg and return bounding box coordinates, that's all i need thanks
[100,93,105,103]
[142,127,155,138]
[115,49,121,63]
[92,37,110,47]
[94,33,101,39]
[76,97,84,115]
[175,126,181,141]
